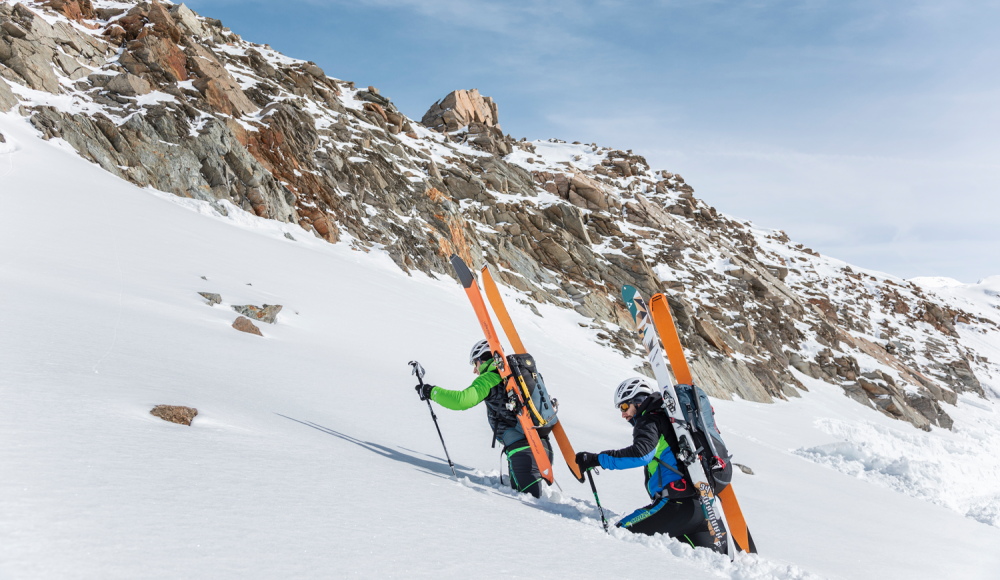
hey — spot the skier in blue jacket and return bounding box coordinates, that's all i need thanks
[575,377,723,552]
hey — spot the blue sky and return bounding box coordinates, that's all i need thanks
[187,0,999,282]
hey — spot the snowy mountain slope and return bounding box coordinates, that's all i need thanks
[1,0,996,439]
[4,104,1000,579]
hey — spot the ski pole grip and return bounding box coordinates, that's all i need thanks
[409,361,426,398]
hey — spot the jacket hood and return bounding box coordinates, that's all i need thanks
[629,391,663,425]
[477,358,498,375]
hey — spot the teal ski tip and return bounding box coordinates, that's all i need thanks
[621,285,639,319]
[449,254,476,289]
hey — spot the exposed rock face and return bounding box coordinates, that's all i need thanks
[232,316,263,336]
[232,304,282,324]
[422,89,499,132]
[0,76,15,111]
[3,0,994,433]
[107,72,150,96]
[150,404,197,426]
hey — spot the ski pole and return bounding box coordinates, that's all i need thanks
[586,469,609,533]
[410,361,458,478]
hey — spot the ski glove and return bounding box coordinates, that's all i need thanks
[575,451,601,471]
[416,383,435,401]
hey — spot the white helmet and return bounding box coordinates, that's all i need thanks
[469,339,492,365]
[614,377,654,408]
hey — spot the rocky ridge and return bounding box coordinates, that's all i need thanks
[1,0,997,431]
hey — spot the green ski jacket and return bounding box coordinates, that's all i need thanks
[430,360,524,446]
[430,360,502,410]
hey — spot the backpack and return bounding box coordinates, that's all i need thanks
[502,353,558,437]
[673,384,733,494]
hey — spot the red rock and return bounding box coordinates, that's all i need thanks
[123,35,189,83]
[232,316,263,336]
[186,43,258,116]
[362,102,388,123]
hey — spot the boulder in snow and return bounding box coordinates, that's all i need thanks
[232,304,282,324]
[198,292,221,306]
[232,315,263,336]
[150,405,198,426]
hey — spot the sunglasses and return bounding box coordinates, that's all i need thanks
[619,400,634,412]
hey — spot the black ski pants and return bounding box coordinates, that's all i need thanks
[618,497,724,553]
[505,437,554,498]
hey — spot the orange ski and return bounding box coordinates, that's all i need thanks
[481,264,585,483]
[649,293,755,554]
[450,255,554,485]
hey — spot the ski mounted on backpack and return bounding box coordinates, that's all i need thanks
[646,292,756,555]
[622,285,735,559]
[480,263,586,483]
[449,254,554,485]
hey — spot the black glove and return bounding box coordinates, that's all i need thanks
[416,383,435,401]
[575,451,601,471]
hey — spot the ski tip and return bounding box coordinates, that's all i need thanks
[449,254,475,288]
[621,285,638,301]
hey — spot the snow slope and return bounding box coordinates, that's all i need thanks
[2,112,1000,579]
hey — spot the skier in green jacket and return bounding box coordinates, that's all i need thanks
[417,340,554,498]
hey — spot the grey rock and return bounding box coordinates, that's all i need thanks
[87,73,113,87]
[169,3,210,38]
[107,73,151,96]
[232,304,283,324]
[0,35,60,93]
[54,53,88,81]
[198,292,221,306]
[0,76,15,112]
[734,463,754,475]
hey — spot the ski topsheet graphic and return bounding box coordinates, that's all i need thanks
[449,255,554,485]
[622,285,732,558]
[648,293,756,554]
[480,264,585,483]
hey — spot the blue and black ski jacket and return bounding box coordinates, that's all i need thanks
[597,392,694,499]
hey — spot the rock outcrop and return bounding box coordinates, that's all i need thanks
[3,0,995,432]
[150,404,198,426]
[0,76,15,110]
[422,89,499,132]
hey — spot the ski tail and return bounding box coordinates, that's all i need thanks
[481,264,585,483]
[718,486,755,553]
[449,255,554,485]
[647,291,752,558]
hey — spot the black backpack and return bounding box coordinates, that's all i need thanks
[674,384,733,494]
[504,353,558,437]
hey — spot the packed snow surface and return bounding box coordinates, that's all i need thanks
[3,110,1000,580]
